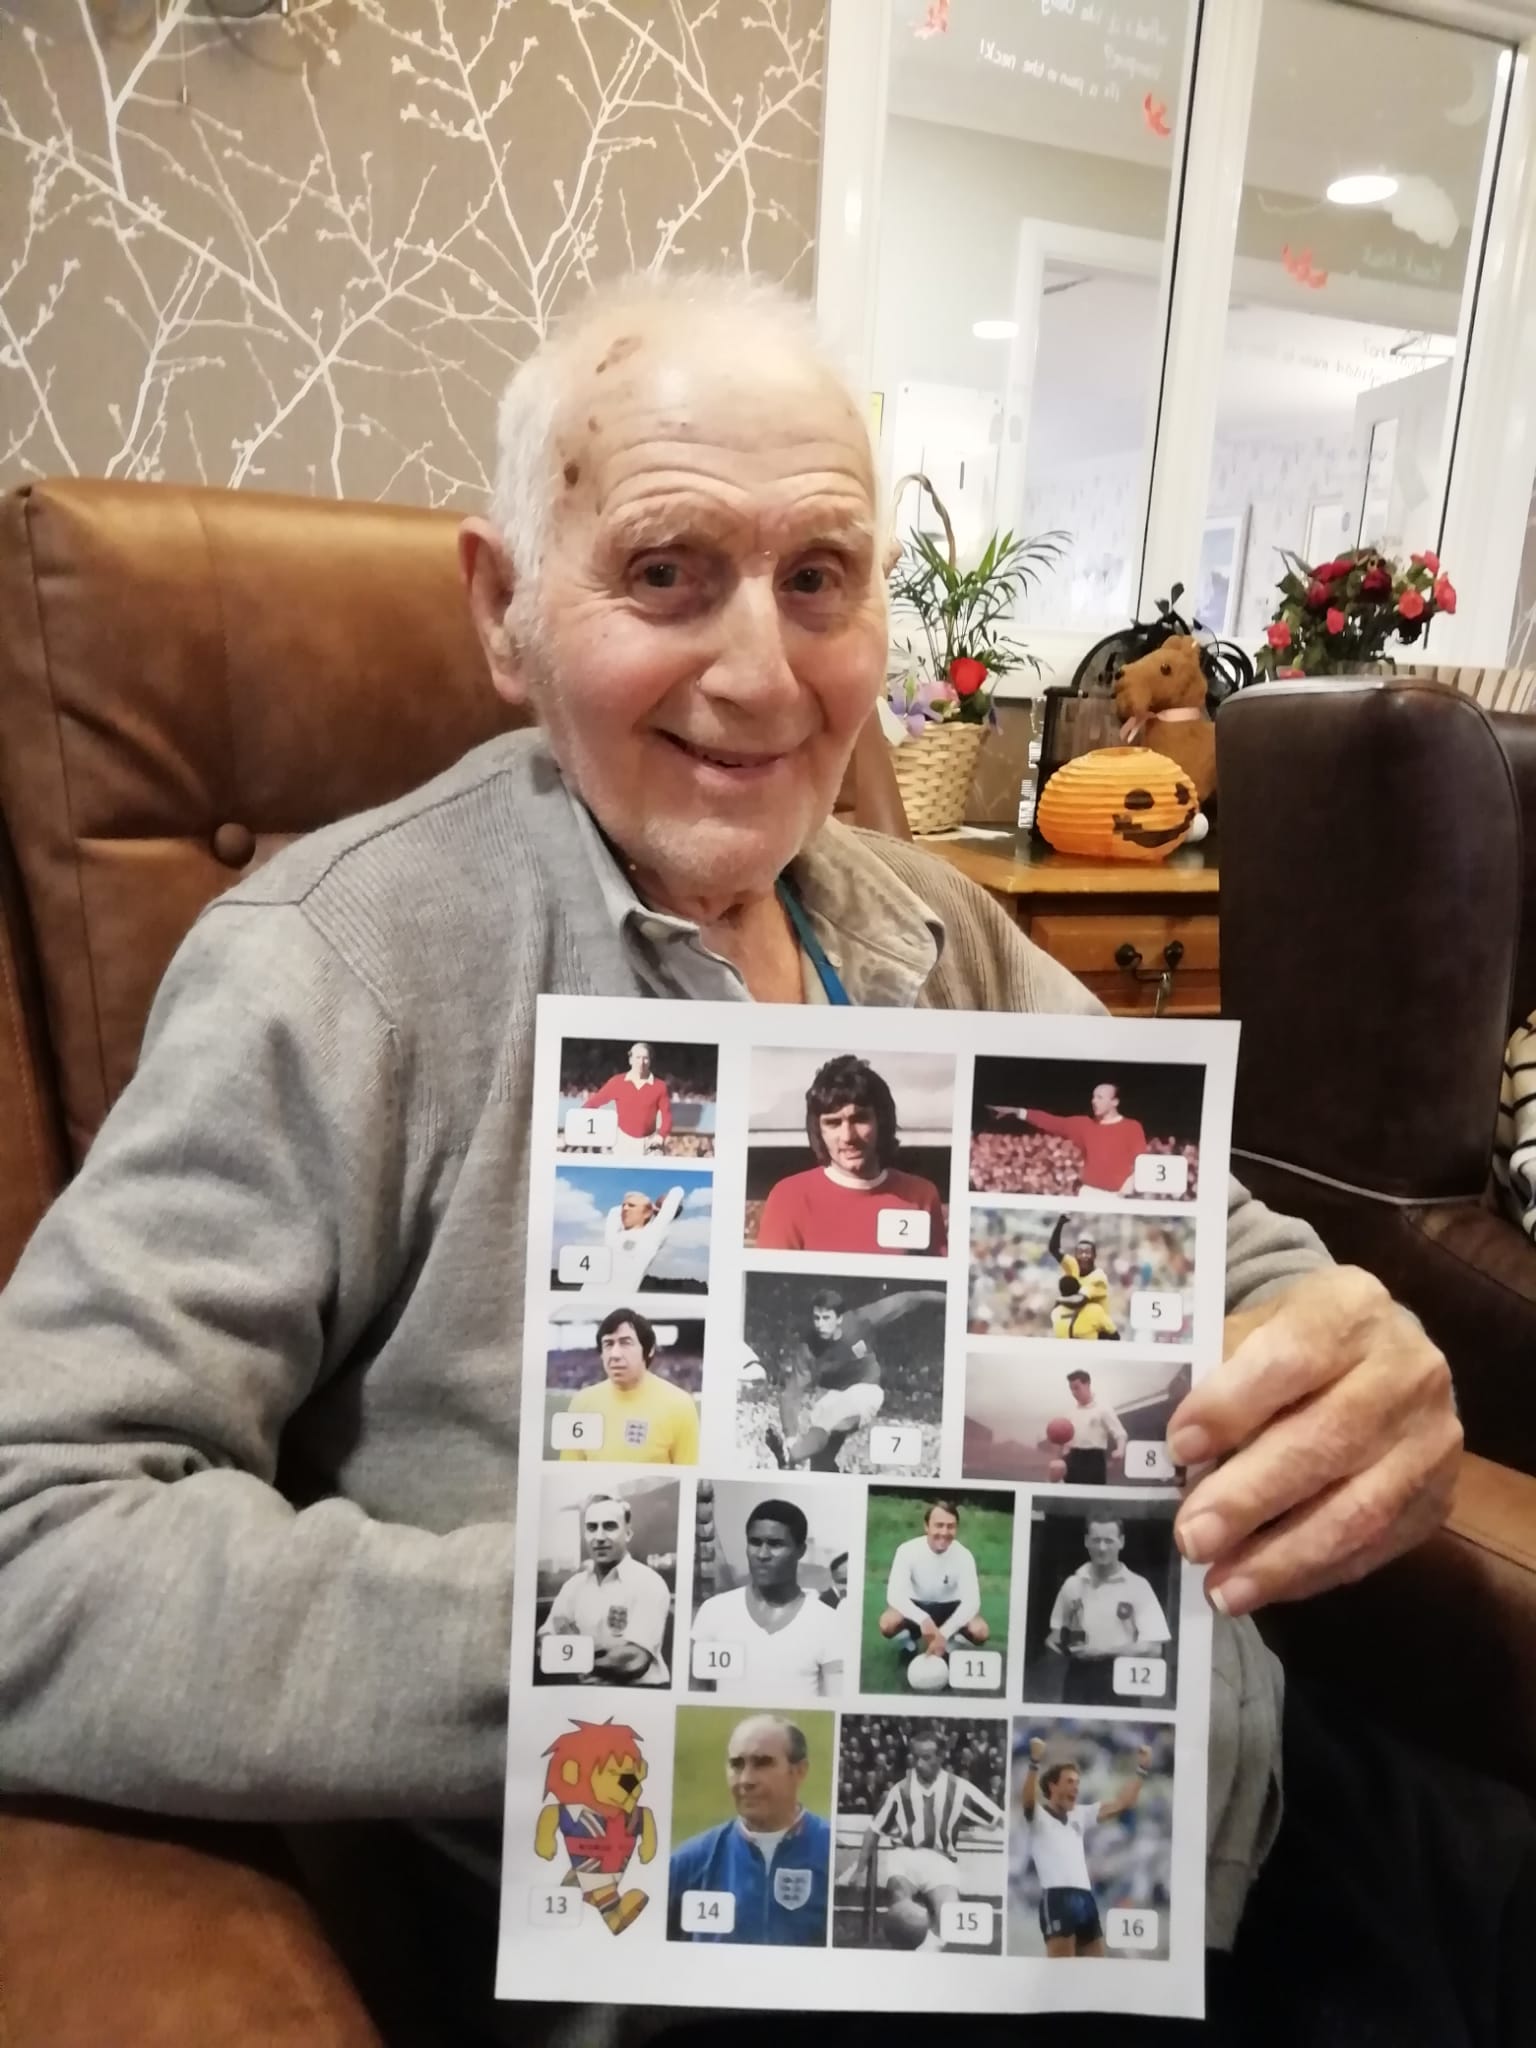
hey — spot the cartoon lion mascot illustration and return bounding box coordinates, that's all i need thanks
[534,1719,657,1933]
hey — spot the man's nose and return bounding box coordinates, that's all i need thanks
[705,572,801,709]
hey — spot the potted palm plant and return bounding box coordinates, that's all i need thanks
[883,472,1066,834]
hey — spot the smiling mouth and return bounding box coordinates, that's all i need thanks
[659,733,789,773]
[1112,810,1194,848]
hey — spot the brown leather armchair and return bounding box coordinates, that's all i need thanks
[0,478,907,2046]
[1217,678,1536,1784]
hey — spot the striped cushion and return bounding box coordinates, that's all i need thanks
[1419,664,1536,714]
[1495,1015,1536,1243]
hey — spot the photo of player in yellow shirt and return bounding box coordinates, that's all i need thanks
[559,1307,701,1464]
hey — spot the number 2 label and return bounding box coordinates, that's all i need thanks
[876,1208,930,1250]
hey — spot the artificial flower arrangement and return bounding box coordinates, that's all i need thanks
[1255,544,1458,680]
[884,523,1067,733]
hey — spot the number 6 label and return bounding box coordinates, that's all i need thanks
[550,1412,603,1452]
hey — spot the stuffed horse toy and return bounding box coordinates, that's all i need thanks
[1113,633,1218,806]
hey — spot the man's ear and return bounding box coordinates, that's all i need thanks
[459,517,525,705]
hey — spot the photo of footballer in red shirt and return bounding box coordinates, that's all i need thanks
[746,1050,952,1256]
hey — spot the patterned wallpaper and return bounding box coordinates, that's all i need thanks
[0,0,825,506]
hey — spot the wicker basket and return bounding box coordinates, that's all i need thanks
[891,719,987,836]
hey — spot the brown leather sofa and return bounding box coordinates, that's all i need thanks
[1,484,1532,2041]
[1216,678,1536,1475]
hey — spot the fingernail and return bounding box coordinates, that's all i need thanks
[1177,1511,1225,1563]
[1208,1575,1256,1618]
[1168,1426,1212,1465]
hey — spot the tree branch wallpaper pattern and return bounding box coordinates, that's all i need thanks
[0,0,825,506]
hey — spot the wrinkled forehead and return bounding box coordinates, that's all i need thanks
[550,316,878,549]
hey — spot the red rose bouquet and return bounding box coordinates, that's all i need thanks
[1255,544,1457,680]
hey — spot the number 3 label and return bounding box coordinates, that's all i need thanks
[1133,1153,1190,1198]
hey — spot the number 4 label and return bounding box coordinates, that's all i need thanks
[558,1245,611,1285]
[1107,1907,1160,1950]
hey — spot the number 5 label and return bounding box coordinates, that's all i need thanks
[1130,1290,1184,1334]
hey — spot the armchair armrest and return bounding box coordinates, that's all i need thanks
[1259,1454,1536,1796]
[0,1801,382,2047]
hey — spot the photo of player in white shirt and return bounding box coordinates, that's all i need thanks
[1019,1736,1151,1958]
[1047,1515,1170,1708]
[577,1185,685,1298]
[692,1498,844,1699]
[879,1500,988,1663]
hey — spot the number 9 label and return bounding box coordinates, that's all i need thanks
[539,1633,594,1675]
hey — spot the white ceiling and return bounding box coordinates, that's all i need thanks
[1025,270,1446,467]
[887,0,1507,219]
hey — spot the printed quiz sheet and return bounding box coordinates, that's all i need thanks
[497,996,1238,2020]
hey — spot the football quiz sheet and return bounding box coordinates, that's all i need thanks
[498,996,1238,2020]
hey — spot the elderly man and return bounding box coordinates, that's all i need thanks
[0,272,1503,2045]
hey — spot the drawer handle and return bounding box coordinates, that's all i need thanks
[1115,940,1185,1017]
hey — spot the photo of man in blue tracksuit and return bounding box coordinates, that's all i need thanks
[668,1713,831,1946]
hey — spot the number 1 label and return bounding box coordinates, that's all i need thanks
[564,1105,618,1147]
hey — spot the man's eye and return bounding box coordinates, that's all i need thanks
[641,561,680,589]
[786,563,836,595]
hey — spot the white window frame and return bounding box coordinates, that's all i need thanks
[817,0,1536,681]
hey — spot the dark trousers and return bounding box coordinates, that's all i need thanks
[1064,1448,1108,1486]
[407,1677,1536,2048]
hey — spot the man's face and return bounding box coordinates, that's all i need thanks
[1085,1521,1125,1571]
[818,1102,878,1178]
[726,1719,805,1831]
[599,1322,648,1389]
[619,1192,655,1230]
[925,1508,957,1554]
[630,1044,652,1077]
[1090,1083,1119,1121]
[492,316,887,910]
[910,1739,941,1786]
[1069,1379,1093,1407]
[1049,1767,1081,1813]
[810,1306,843,1342]
[746,1517,803,1593]
[583,1501,631,1568]
[1076,1239,1097,1270]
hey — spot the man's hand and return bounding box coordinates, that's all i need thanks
[544,1615,579,1636]
[1167,1268,1460,1617]
[1135,1745,1152,1772]
[1028,1737,1045,1766]
[921,1622,948,1659]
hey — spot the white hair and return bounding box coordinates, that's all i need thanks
[489,271,857,583]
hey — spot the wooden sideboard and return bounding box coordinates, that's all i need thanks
[920,830,1221,1017]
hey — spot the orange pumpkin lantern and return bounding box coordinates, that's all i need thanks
[1036,746,1197,863]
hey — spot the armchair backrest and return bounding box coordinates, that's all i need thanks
[1216,678,1527,1203]
[0,479,909,1286]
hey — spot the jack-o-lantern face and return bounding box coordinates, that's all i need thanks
[1037,746,1197,863]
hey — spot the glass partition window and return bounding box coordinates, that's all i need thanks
[872,0,1191,637]
[1200,0,1506,643]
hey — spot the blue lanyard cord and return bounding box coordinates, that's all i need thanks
[775,877,852,1006]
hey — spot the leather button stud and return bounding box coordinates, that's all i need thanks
[212,822,256,868]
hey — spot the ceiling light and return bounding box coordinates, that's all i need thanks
[972,319,1018,340]
[1327,173,1399,206]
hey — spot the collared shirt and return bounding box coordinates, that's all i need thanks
[1070,1397,1128,1452]
[1050,1561,1170,1656]
[668,1809,832,1946]
[541,1554,671,1684]
[566,789,945,1006]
